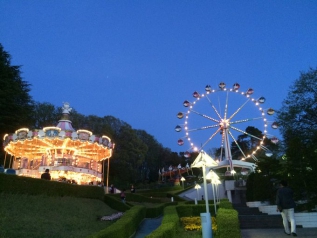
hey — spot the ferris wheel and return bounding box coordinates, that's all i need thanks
[175,82,279,173]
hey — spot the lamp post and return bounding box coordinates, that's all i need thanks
[195,184,201,200]
[214,179,221,203]
[206,170,220,215]
[181,176,186,189]
[106,157,110,194]
[191,151,218,238]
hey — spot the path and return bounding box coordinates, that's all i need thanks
[133,216,163,238]
[241,228,317,238]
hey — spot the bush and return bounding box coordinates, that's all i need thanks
[0,173,104,200]
[88,205,146,238]
[216,208,241,238]
[176,204,217,217]
[146,206,179,238]
[103,194,131,212]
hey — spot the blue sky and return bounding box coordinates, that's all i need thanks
[1,1,317,153]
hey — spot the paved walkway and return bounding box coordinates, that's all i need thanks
[241,228,317,238]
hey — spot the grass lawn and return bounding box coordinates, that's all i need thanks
[0,193,117,238]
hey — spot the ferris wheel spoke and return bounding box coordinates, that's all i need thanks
[205,95,222,119]
[200,128,222,150]
[186,124,219,132]
[230,125,263,141]
[228,98,251,121]
[228,131,248,158]
[190,109,220,123]
[230,117,263,125]
[224,91,229,120]
[251,154,259,162]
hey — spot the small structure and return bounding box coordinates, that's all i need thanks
[2,102,114,185]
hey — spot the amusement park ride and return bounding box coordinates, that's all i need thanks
[2,103,114,185]
[174,82,279,177]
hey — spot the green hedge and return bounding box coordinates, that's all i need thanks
[176,204,218,217]
[103,194,131,212]
[146,202,177,218]
[216,208,241,238]
[155,200,239,238]
[0,173,104,200]
[126,192,162,203]
[88,205,146,238]
[146,206,179,238]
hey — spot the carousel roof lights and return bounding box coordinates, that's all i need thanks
[15,128,29,134]
[77,129,93,136]
[43,127,61,132]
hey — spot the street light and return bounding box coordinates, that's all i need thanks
[195,184,201,201]
[206,170,221,215]
[191,151,218,238]
[181,176,186,189]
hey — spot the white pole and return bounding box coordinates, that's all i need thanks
[212,182,217,214]
[202,165,209,213]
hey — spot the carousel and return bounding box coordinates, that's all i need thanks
[2,103,114,185]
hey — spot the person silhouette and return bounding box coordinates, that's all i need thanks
[41,169,51,180]
[276,180,297,236]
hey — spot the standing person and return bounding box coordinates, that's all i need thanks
[276,180,297,236]
[130,185,135,193]
[109,184,115,194]
[41,169,51,180]
[120,189,126,203]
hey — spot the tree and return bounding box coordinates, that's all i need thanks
[0,44,34,166]
[31,102,60,128]
[135,129,164,182]
[277,67,317,201]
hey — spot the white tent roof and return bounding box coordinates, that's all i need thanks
[191,151,218,168]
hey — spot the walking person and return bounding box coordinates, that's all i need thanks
[120,189,126,203]
[276,180,297,236]
[109,184,115,194]
[130,184,135,193]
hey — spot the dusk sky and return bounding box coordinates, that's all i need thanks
[1,1,317,153]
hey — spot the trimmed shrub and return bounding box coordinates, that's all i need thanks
[88,205,146,238]
[176,204,217,217]
[0,173,104,200]
[146,206,179,238]
[103,194,131,212]
[216,208,241,238]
